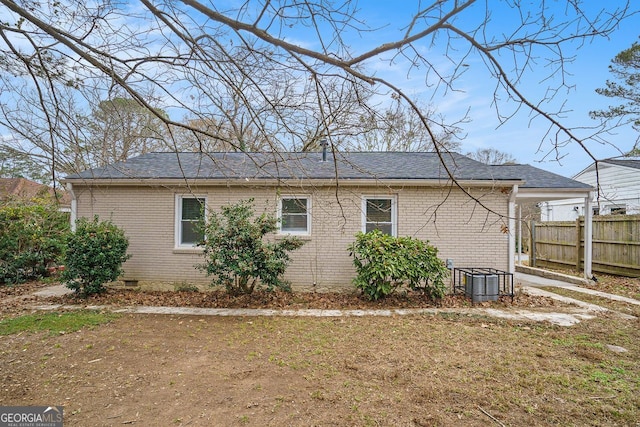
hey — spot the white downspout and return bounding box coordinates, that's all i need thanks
[584,192,594,280]
[517,204,522,265]
[508,185,518,274]
[66,182,77,232]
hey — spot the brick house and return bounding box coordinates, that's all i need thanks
[62,151,593,290]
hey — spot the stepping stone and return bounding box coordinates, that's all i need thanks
[606,344,628,353]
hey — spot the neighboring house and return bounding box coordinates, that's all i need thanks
[0,177,71,211]
[540,158,640,221]
[62,152,593,290]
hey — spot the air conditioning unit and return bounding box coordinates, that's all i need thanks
[465,273,499,302]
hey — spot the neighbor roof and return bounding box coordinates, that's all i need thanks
[573,157,640,178]
[0,177,71,206]
[601,158,640,170]
[63,151,589,190]
[0,177,47,199]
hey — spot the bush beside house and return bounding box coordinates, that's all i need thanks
[62,217,131,296]
[198,199,305,295]
[349,230,449,300]
[0,198,69,285]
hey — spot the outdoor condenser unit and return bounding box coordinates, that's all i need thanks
[465,273,499,302]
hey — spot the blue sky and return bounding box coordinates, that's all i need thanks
[343,1,640,177]
[1,1,637,179]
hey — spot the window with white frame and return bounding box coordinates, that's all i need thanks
[610,206,627,215]
[279,196,310,235]
[363,196,396,236]
[175,195,206,247]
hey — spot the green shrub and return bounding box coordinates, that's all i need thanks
[173,282,200,292]
[198,199,305,295]
[0,198,70,285]
[62,216,130,296]
[348,230,449,301]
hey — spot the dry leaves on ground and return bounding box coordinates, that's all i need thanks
[44,287,566,310]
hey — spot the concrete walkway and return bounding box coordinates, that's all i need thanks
[516,272,640,305]
[542,284,640,306]
[516,272,579,288]
[516,272,638,321]
[32,284,73,298]
[30,302,598,327]
[522,286,610,313]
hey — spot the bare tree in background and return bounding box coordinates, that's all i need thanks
[0,85,90,180]
[348,95,462,153]
[466,148,517,165]
[0,89,170,176]
[0,0,635,189]
[87,96,170,166]
[0,136,49,182]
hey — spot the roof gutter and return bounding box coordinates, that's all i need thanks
[515,187,595,201]
[61,177,525,188]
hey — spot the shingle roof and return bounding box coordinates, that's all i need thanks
[65,151,521,181]
[63,151,590,190]
[490,164,593,189]
[0,177,71,206]
[0,177,45,198]
[602,158,640,170]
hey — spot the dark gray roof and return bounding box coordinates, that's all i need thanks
[63,151,590,190]
[602,158,640,170]
[491,164,593,189]
[65,151,523,182]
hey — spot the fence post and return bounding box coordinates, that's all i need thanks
[576,217,581,270]
[530,220,536,268]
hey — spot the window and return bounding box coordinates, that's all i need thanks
[175,195,206,247]
[279,196,310,235]
[610,206,626,215]
[363,196,396,236]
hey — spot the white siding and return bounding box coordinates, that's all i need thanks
[542,162,640,221]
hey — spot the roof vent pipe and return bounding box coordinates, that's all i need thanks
[320,138,328,162]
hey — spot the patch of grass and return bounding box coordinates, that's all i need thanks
[552,333,604,349]
[245,351,260,361]
[310,389,325,400]
[0,311,119,336]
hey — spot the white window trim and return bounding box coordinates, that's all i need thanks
[362,195,397,237]
[278,195,311,236]
[174,194,207,249]
[609,205,627,215]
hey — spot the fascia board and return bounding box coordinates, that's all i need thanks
[62,177,524,188]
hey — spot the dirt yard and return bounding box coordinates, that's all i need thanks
[0,279,638,426]
[1,312,638,426]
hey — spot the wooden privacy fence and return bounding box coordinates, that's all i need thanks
[531,215,640,277]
